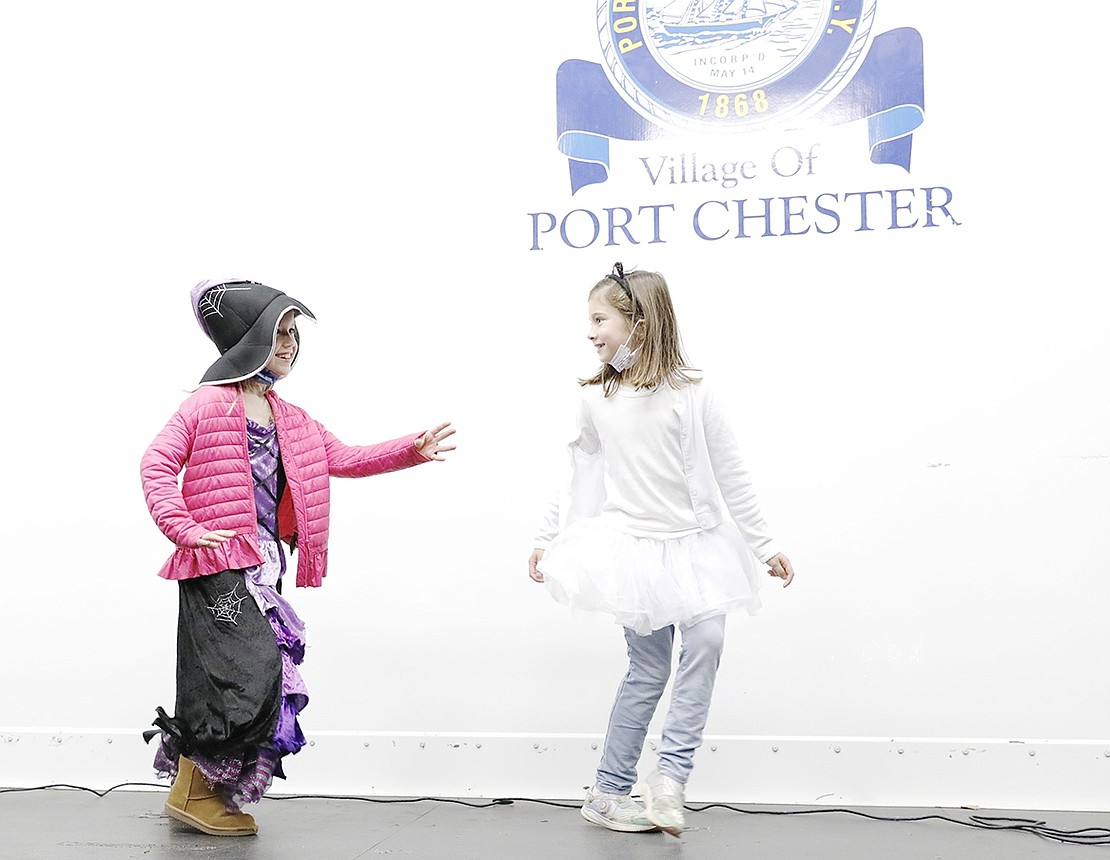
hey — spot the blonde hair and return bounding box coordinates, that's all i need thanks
[580,268,697,396]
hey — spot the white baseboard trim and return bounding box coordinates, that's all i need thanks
[3,730,1109,811]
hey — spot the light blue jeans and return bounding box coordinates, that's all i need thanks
[595,614,727,795]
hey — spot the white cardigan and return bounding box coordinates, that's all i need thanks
[534,374,780,563]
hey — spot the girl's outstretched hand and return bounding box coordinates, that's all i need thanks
[528,548,545,582]
[415,421,457,461]
[767,552,795,587]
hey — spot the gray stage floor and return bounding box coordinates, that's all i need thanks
[1,788,1107,859]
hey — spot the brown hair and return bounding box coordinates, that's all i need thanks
[580,268,697,396]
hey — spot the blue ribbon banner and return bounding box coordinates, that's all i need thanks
[556,27,924,195]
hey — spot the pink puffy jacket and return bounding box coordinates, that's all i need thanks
[141,384,429,587]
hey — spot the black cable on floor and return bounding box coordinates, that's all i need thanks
[0,783,168,798]
[683,802,1110,847]
[0,784,576,810]
[3,784,1108,845]
[269,793,576,809]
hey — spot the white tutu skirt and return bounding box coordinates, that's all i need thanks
[538,517,764,636]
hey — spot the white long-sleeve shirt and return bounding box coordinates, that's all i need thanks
[535,374,780,563]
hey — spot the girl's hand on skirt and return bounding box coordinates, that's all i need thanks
[196,529,236,549]
[528,548,545,583]
[767,552,795,587]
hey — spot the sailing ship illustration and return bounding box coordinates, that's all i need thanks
[661,0,797,36]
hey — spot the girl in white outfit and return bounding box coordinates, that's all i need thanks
[529,264,794,837]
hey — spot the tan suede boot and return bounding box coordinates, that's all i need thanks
[164,756,258,836]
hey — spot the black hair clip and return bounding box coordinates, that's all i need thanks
[605,262,640,315]
[606,261,629,289]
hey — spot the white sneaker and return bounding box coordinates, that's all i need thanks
[643,769,686,836]
[580,786,658,832]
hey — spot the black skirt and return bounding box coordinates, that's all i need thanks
[152,569,283,759]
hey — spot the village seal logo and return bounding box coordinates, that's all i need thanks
[556,0,924,193]
[600,0,874,131]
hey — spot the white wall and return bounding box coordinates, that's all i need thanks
[2,1,1108,808]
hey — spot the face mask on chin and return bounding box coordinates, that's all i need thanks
[608,320,643,372]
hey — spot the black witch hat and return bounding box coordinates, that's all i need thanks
[190,279,315,385]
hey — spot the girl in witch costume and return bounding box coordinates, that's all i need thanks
[141,279,455,837]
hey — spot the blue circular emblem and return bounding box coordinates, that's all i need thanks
[597,0,877,132]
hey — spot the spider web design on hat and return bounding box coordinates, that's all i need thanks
[197,284,253,324]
